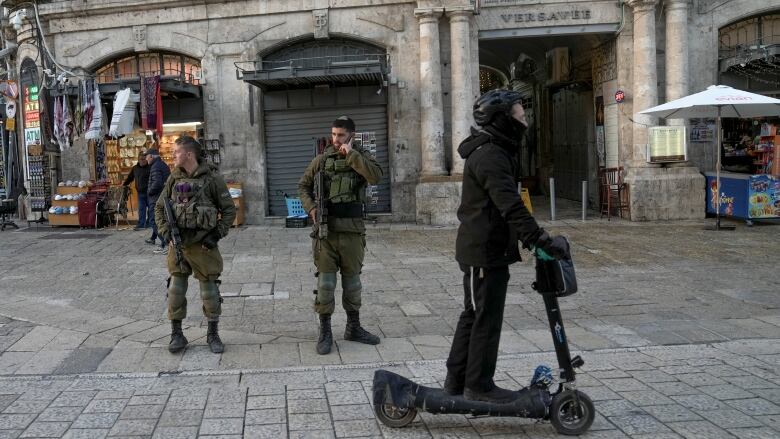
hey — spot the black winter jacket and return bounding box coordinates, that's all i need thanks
[122,162,150,194]
[455,127,542,268]
[147,157,171,199]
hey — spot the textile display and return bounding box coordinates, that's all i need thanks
[140,75,163,138]
[85,88,103,140]
[109,88,137,137]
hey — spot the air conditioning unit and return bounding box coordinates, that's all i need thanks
[546,47,570,84]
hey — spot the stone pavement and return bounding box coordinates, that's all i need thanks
[0,200,779,437]
[0,339,778,438]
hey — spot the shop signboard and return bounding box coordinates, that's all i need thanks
[748,175,780,219]
[23,84,41,141]
[647,126,687,163]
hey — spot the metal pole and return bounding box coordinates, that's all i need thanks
[581,180,587,221]
[549,177,556,221]
[715,107,721,230]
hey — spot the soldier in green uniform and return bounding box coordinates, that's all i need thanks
[155,136,236,354]
[298,116,383,355]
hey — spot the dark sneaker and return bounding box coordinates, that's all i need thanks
[144,238,157,245]
[463,385,519,404]
[344,325,380,345]
[133,225,145,231]
[168,332,188,353]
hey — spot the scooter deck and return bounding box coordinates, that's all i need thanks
[373,370,550,418]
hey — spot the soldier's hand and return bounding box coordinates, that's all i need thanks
[309,208,318,222]
[339,140,352,156]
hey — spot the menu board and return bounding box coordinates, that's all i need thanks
[648,126,687,163]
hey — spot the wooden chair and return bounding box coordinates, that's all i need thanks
[599,167,630,220]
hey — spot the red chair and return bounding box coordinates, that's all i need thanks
[599,167,630,220]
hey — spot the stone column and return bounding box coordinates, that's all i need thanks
[447,7,474,176]
[628,0,659,167]
[415,7,447,177]
[665,0,689,125]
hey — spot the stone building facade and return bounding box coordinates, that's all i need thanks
[10,0,779,223]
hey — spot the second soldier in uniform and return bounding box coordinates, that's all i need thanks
[155,136,236,354]
[299,116,383,355]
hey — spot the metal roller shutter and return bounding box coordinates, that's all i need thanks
[265,105,390,217]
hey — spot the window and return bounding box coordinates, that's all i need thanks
[94,52,201,85]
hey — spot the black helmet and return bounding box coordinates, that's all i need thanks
[473,89,524,127]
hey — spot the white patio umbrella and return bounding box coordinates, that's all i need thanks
[640,85,780,229]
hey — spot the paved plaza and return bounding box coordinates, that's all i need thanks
[0,204,779,438]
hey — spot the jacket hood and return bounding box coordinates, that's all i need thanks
[172,162,215,178]
[457,127,492,159]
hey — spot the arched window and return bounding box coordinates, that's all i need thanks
[94,52,202,85]
[479,66,508,94]
[260,38,386,70]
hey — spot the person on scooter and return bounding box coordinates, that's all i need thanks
[445,89,571,404]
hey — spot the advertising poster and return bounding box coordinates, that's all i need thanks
[706,176,746,218]
[748,175,780,219]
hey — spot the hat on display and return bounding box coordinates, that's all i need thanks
[54,194,62,200]
[58,182,65,187]
[49,207,57,214]
[78,180,86,188]
[66,180,73,186]
[70,206,78,214]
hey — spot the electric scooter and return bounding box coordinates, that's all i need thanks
[372,245,595,436]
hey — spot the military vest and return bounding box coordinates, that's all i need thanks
[323,153,366,205]
[171,174,218,231]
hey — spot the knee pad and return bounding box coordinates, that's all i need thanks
[342,274,362,294]
[168,275,188,297]
[318,272,337,292]
[198,280,222,319]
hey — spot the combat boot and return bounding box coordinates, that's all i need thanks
[344,311,380,345]
[317,314,333,355]
[207,321,224,354]
[168,320,188,353]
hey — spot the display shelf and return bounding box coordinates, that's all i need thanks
[50,186,86,226]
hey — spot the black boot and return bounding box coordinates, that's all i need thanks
[207,321,224,354]
[344,311,380,345]
[317,314,333,355]
[168,320,188,353]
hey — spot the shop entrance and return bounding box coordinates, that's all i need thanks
[237,37,391,217]
[479,33,612,203]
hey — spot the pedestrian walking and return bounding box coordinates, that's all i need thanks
[298,116,383,355]
[122,152,151,230]
[154,136,236,354]
[444,90,571,404]
[144,147,171,252]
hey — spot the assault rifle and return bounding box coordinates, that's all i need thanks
[313,169,328,240]
[162,197,185,270]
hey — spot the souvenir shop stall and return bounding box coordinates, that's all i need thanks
[706,120,780,224]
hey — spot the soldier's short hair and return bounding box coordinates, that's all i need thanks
[175,136,203,163]
[332,116,355,133]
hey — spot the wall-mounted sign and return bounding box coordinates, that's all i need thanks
[648,126,687,163]
[500,9,591,23]
[614,89,625,103]
[23,85,41,144]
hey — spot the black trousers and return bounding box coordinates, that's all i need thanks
[446,264,510,393]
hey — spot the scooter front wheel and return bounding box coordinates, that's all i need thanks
[374,403,417,428]
[550,390,595,435]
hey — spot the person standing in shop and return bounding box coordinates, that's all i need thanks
[145,147,171,253]
[298,116,383,355]
[155,136,236,354]
[123,152,151,231]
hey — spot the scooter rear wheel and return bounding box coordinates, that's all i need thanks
[374,403,417,428]
[550,390,595,435]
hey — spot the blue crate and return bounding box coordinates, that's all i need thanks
[285,197,307,218]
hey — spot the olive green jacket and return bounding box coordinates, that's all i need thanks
[155,163,236,246]
[298,145,382,234]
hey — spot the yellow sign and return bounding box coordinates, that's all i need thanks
[5,117,14,131]
[648,126,687,163]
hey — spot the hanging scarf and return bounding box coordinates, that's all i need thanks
[62,96,73,150]
[85,88,103,140]
[141,75,162,138]
[74,80,83,136]
[53,96,63,149]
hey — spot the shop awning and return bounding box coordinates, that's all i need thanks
[236,60,386,90]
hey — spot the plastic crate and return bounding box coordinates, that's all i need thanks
[285,197,306,217]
